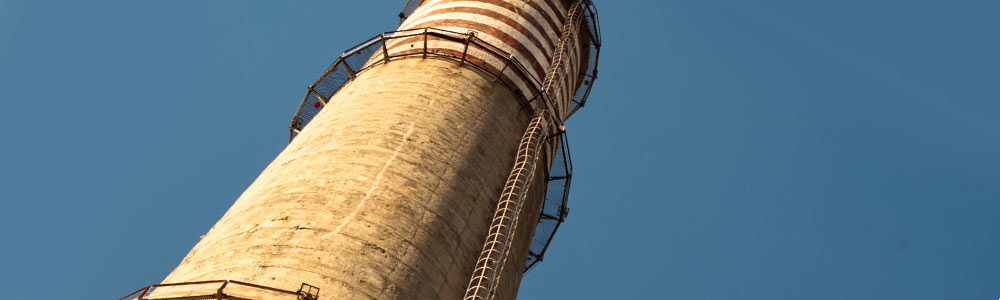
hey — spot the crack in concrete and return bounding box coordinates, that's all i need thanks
[331,123,416,236]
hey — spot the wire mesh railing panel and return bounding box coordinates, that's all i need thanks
[343,36,384,73]
[525,132,572,273]
[526,217,560,268]
[542,177,570,219]
[312,62,350,98]
[582,1,601,46]
[568,40,598,117]
[548,136,570,180]
[525,254,540,270]
[288,90,324,142]
[559,0,600,119]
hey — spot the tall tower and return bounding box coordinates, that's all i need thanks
[121,1,600,299]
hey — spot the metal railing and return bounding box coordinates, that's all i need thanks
[119,280,318,300]
[568,0,601,118]
[287,27,550,142]
[526,132,573,272]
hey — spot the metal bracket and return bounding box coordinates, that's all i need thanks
[308,86,327,104]
[343,63,356,79]
[422,28,428,58]
[493,54,514,83]
[460,31,475,65]
[297,283,320,300]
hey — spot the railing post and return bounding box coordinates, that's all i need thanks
[138,286,151,300]
[215,280,230,299]
[342,62,356,79]
[460,31,475,65]
[308,86,327,104]
[494,54,513,83]
[381,33,390,64]
[422,28,428,58]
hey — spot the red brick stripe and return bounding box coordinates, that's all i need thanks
[415,0,562,40]
[407,6,555,60]
[403,19,548,79]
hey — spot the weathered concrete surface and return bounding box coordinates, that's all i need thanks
[154,58,544,299]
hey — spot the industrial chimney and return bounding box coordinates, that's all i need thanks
[121,1,600,299]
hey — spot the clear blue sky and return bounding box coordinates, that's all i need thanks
[2,0,999,299]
